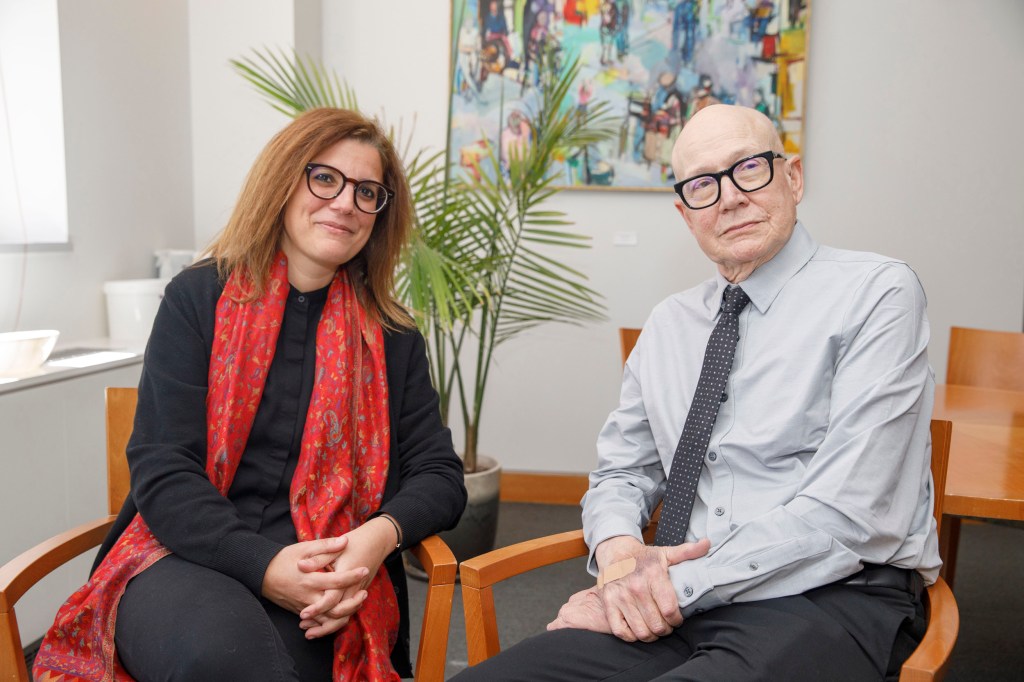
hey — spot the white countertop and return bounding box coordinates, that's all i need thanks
[0,339,145,395]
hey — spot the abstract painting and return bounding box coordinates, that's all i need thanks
[449,0,810,190]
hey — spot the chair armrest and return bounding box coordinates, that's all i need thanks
[408,535,457,682]
[461,529,588,591]
[0,517,114,612]
[900,577,959,681]
[460,530,589,666]
[1,516,114,682]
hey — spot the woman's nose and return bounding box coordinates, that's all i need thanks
[329,184,357,211]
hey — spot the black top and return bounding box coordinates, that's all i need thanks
[228,281,327,547]
[94,261,466,675]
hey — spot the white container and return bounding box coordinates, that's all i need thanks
[154,249,196,278]
[103,278,170,342]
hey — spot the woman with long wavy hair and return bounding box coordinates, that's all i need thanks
[34,108,467,681]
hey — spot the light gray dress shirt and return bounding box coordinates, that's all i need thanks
[582,222,941,617]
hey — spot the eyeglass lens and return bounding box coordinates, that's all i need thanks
[307,164,389,213]
[681,154,776,209]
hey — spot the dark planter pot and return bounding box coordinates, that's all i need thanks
[406,455,502,579]
[442,454,502,562]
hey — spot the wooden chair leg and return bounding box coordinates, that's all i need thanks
[1,608,30,681]
[938,515,961,590]
[409,536,457,682]
[462,583,501,666]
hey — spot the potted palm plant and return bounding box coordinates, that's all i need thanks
[232,48,614,559]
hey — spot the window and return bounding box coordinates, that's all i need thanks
[0,0,67,247]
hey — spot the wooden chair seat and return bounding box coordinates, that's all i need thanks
[0,387,457,681]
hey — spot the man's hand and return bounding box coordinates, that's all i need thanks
[547,587,612,633]
[556,536,711,642]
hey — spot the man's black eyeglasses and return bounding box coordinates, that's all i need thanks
[673,151,785,210]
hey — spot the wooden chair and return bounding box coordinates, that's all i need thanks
[459,330,959,680]
[0,387,458,682]
[942,326,1024,588]
[947,325,1024,392]
[902,419,959,681]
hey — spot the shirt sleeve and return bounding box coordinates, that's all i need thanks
[373,330,467,550]
[127,269,284,595]
[582,347,667,573]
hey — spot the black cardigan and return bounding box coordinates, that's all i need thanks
[94,262,466,676]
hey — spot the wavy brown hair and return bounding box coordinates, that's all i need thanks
[206,107,414,329]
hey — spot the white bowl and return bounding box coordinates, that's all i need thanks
[0,329,61,377]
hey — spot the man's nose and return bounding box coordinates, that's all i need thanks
[718,176,747,208]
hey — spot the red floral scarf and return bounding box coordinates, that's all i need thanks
[34,255,399,681]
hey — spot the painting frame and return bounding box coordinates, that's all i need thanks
[448,0,811,191]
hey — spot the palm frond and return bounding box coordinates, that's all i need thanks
[230,47,358,118]
[231,45,615,471]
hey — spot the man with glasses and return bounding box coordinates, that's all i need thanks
[453,104,939,681]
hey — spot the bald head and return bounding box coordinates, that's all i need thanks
[669,103,803,283]
[671,105,784,180]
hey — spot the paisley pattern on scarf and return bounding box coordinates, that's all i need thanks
[34,255,399,681]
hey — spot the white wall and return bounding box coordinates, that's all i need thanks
[6,1,1017,475]
[797,0,1024,384]
[188,0,307,249]
[0,0,192,338]
[325,0,1024,474]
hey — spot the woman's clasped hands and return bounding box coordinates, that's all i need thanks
[262,516,399,639]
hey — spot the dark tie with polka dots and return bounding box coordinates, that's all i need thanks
[654,285,750,547]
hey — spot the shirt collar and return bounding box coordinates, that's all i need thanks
[710,220,818,316]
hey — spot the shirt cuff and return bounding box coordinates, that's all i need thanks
[585,521,645,576]
[668,557,722,617]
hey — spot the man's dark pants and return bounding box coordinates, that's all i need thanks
[451,566,926,682]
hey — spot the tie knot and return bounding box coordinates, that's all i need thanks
[721,286,750,315]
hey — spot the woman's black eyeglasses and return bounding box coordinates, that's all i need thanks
[305,163,392,214]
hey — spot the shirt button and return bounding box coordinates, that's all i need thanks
[694,608,705,614]
[720,393,728,402]
[749,562,759,571]
[708,452,717,462]
[297,295,306,303]
[683,586,693,597]
[714,507,725,516]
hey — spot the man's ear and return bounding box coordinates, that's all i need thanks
[785,155,804,204]
[673,197,686,219]
[673,198,696,235]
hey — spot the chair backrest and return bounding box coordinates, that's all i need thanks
[619,327,641,366]
[104,387,136,516]
[620,329,657,532]
[947,326,1024,392]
